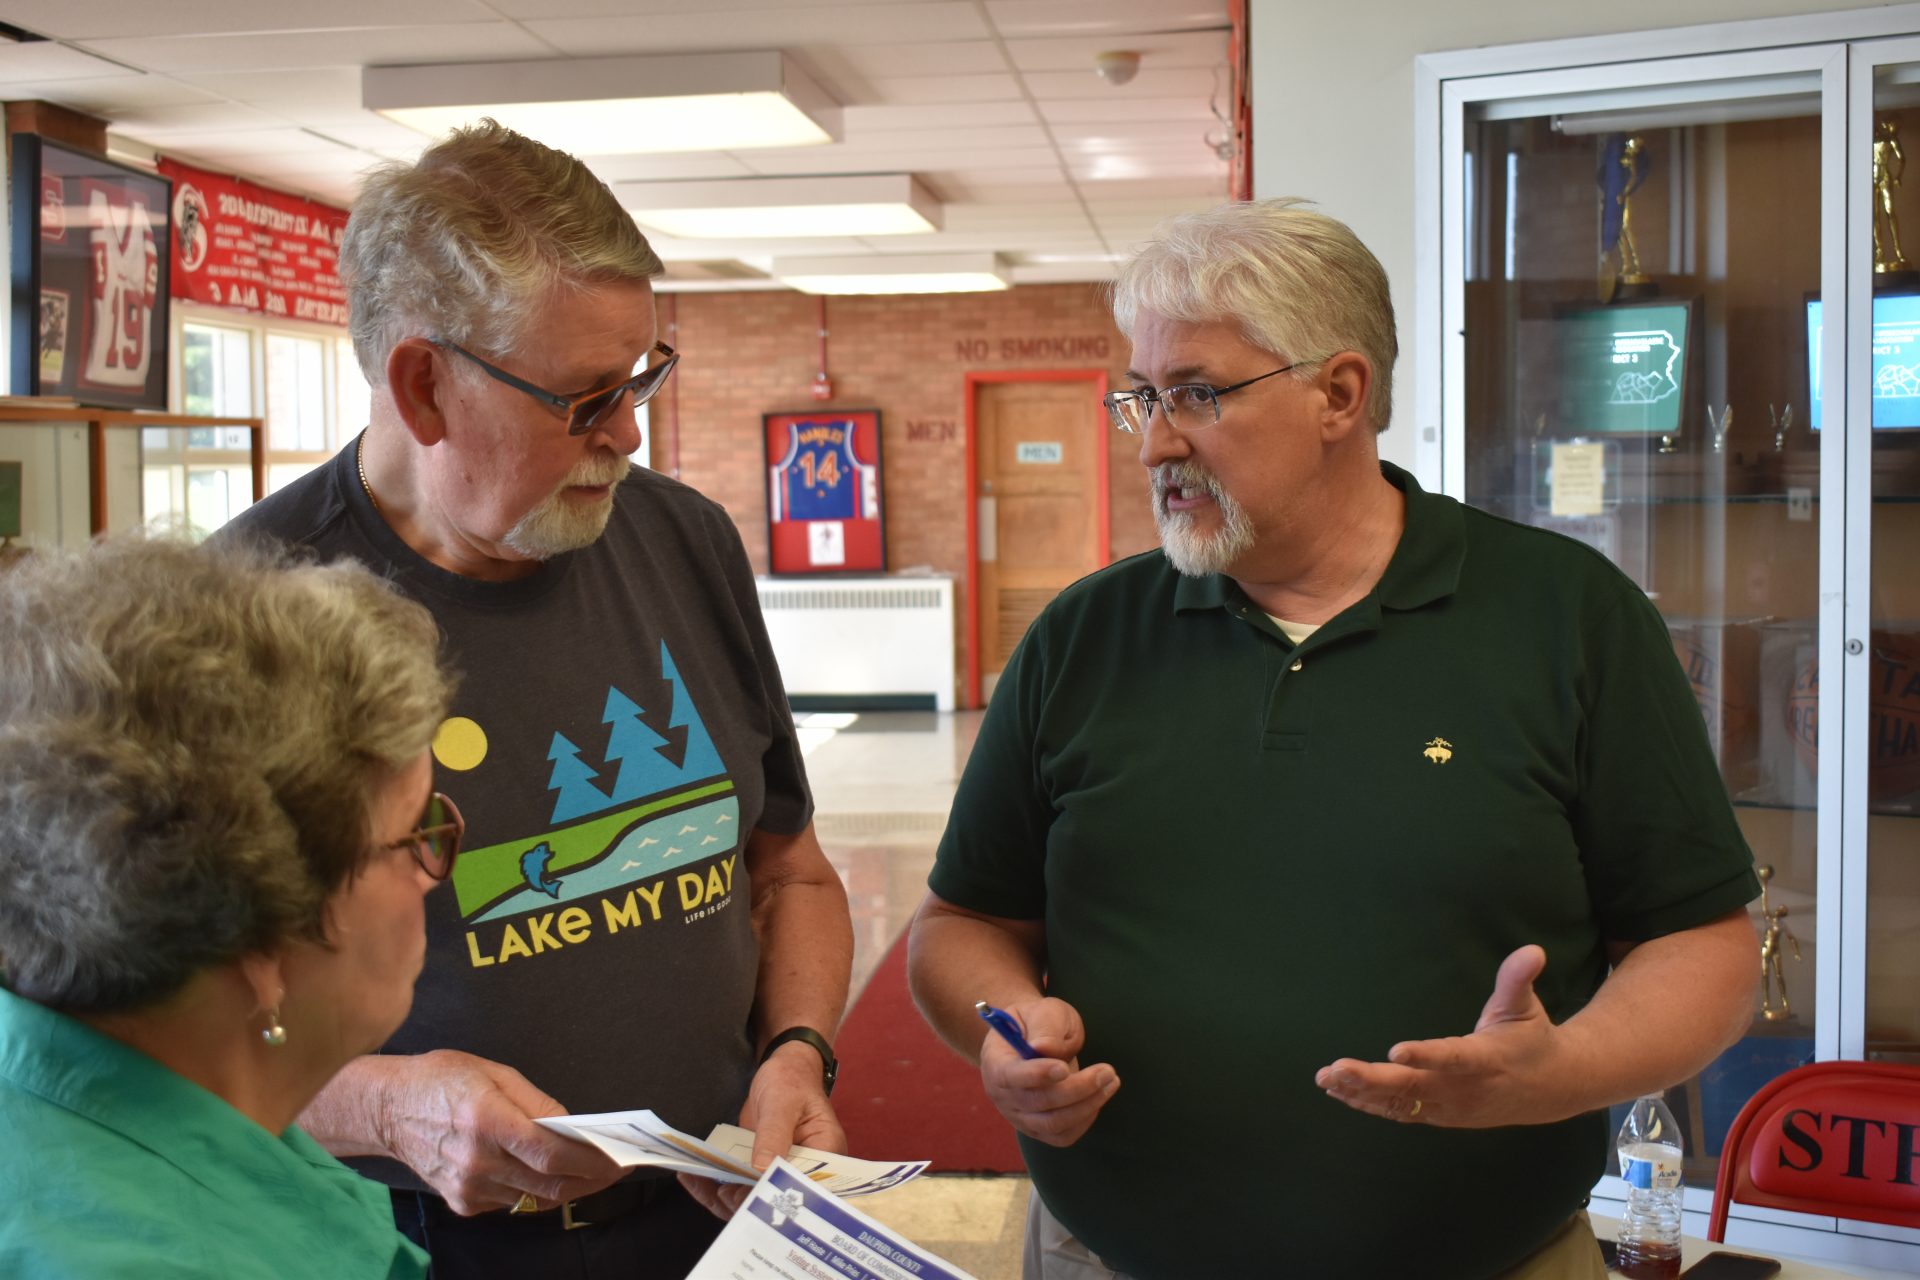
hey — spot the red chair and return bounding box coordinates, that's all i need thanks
[1708,1059,1920,1241]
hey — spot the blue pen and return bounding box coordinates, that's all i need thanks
[975,1001,1041,1059]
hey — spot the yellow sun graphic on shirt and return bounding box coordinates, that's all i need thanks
[432,717,488,772]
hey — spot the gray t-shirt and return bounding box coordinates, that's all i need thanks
[224,445,812,1191]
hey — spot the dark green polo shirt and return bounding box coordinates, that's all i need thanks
[930,463,1758,1279]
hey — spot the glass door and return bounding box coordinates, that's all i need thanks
[1854,42,1920,1072]
[1439,46,1847,1198]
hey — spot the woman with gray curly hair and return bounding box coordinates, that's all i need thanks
[0,537,459,1278]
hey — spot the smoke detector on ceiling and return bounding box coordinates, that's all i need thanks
[1093,51,1141,87]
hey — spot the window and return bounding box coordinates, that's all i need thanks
[144,319,257,536]
[160,305,365,533]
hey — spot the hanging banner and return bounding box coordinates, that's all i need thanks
[156,157,349,326]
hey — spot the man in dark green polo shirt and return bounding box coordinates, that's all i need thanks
[908,198,1760,1279]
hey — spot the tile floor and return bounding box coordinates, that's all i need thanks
[800,710,1031,1279]
[798,711,1913,1280]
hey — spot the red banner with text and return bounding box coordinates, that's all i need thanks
[156,158,349,327]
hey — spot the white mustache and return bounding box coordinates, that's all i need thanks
[1151,463,1221,501]
[565,453,632,489]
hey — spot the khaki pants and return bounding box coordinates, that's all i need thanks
[1022,1190,1611,1280]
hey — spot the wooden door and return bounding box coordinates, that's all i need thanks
[975,380,1102,698]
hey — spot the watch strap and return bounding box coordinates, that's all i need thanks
[761,1025,838,1095]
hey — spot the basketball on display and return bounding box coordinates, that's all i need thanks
[1673,629,1756,745]
[1786,630,1920,803]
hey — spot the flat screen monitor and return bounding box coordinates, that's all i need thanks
[1806,294,1920,429]
[1554,300,1693,436]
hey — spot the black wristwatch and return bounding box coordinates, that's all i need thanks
[762,1026,838,1095]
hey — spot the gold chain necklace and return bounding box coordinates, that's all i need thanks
[355,432,380,512]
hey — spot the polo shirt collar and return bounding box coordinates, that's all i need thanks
[1170,460,1464,616]
[0,986,408,1266]
[1374,460,1464,611]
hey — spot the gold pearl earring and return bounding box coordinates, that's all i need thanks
[262,1008,288,1047]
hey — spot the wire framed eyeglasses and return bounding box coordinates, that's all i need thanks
[379,791,465,880]
[1101,359,1322,434]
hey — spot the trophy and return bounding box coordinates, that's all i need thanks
[1598,133,1656,302]
[1706,404,1732,454]
[1756,865,1801,1022]
[1874,118,1918,283]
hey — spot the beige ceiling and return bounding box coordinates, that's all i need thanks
[0,0,1235,290]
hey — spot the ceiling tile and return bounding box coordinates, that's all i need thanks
[1051,121,1220,148]
[5,0,1238,294]
[585,154,758,181]
[74,25,551,75]
[1003,30,1228,73]
[982,0,1225,39]
[739,144,1061,176]
[135,127,365,158]
[3,0,498,41]
[175,67,364,113]
[864,74,1024,105]
[942,202,1091,227]
[0,42,142,82]
[1038,97,1216,123]
[841,102,1036,132]
[1008,263,1117,283]
[1019,68,1220,100]
[806,40,1006,79]
[0,75,220,113]
[306,119,441,149]
[930,176,1076,201]
[648,234,876,259]
[97,101,292,134]
[525,5,989,56]
[495,0,954,14]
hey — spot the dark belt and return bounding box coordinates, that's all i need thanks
[396,1175,678,1233]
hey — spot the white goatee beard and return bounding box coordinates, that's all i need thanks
[1151,462,1255,578]
[502,453,633,559]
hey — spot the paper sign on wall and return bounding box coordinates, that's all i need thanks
[1550,441,1607,517]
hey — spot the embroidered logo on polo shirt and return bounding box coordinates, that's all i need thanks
[1423,737,1454,764]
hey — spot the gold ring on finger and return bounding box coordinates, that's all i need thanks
[1409,1099,1423,1119]
[510,1192,540,1214]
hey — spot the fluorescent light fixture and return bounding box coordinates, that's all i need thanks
[774,253,1011,295]
[617,174,941,239]
[364,52,840,155]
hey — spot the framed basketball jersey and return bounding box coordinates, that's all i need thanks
[764,409,885,574]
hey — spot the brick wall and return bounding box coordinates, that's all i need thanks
[655,283,1161,705]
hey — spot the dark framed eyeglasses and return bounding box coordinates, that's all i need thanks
[432,338,680,436]
[379,791,465,880]
[1102,359,1322,434]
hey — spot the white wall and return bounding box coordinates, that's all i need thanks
[1249,0,1876,472]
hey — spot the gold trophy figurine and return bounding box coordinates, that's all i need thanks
[1756,865,1802,1022]
[1874,119,1915,275]
[1598,133,1656,302]
[1616,136,1652,286]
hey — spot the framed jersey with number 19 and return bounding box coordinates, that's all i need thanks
[9,134,171,410]
[764,409,885,575]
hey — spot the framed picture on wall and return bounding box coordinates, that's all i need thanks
[10,134,171,410]
[763,409,885,575]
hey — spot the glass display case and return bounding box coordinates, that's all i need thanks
[1418,14,1920,1269]
[0,405,262,547]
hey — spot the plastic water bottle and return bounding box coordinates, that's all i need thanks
[1615,1094,1684,1279]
